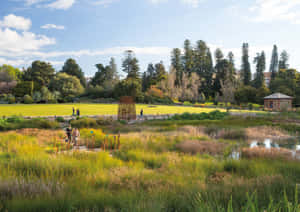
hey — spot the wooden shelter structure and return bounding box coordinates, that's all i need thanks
[118,96,136,121]
[264,93,293,111]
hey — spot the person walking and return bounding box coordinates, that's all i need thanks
[72,107,75,116]
[72,128,80,146]
[66,125,72,143]
[140,109,144,119]
[76,108,80,117]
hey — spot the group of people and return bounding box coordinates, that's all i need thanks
[65,125,80,146]
[72,107,80,117]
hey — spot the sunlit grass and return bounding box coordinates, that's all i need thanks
[0,103,262,117]
[0,124,299,211]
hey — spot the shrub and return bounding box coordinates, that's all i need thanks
[172,111,228,121]
[6,116,24,123]
[183,101,193,106]
[23,95,34,104]
[55,117,65,123]
[7,95,16,104]
[70,118,98,128]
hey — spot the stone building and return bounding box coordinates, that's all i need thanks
[264,93,293,111]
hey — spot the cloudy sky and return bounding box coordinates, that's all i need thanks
[0,0,300,76]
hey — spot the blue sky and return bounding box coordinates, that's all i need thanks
[0,0,300,77]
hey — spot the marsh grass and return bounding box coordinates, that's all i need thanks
[241,147,294,161]
[0,125,300,211]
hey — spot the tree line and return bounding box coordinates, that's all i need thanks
[0,39,299,106]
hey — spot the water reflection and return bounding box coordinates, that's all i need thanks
[231,138,300,160]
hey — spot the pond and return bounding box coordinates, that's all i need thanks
[231,138,300,160]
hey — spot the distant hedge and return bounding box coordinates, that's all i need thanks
[171,110,229,121]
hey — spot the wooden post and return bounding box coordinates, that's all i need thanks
[117,133,121,150]
[114,136,116,150]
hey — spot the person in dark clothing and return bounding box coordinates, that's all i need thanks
[140,109,143,118]
[76,109,80,117]
[66,125,72,143]
[72,107,75,116]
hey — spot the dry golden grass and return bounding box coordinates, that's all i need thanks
[241,147,293,160]
[245,126,291,140]
[176,140,227,155]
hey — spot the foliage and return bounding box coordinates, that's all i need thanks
[7,94,16,104]
[23,95,34,104]
[50,73,84,102]
[114,77,142,100]
[253,51,266,89]
[171,110,229,120]
[241,43,251,85]
[0,117,59,131]
[235,86,257,104]
[13,81,34,97]
[61,58,86,87]
[23,61,55,88]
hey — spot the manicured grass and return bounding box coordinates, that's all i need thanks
[0,103,262,117]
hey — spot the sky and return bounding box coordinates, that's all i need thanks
[0,0,300,77]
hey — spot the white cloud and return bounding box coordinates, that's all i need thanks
[0,57,27,66]
[0,14,32,31]
[0,14,56,67]
[46,0,75,10]
[0,46,171,58]
[41,24,65,30]
[25,0,47,6]
[250,0,300,24]
[0,57,63,67]
[0,28,55,53]
[91,0,118,6]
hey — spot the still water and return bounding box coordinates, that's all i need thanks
[231,138,300,160]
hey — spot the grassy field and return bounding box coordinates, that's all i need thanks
[0,103,262,117]
[0,118,299,211]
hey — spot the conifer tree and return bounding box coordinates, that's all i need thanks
[279,50,289,70]
[241,43,251,85]
[171,48,183,86]
[269,45,278,81]
[253,51,266,89]
[122,50,140,80]
[183,39,194,75]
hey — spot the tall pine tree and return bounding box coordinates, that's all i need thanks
[279,50,289,70]
[269,45,278,81]
[241,43,251,85]
[183,39,194,75]
[194,40,214,97]
[171,48,183,86]
[122,50,140,80]
[253,51,266,89]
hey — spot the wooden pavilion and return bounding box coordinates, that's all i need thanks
[264,93,293,111]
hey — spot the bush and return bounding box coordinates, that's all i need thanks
[172,111,229,121]
[55,117,65,123]
[23,95,34,104]
[183,101,193,106]
[7,95,16,104]
[6,115,24,123]
[70,118,98,128]
[0,117,60,131]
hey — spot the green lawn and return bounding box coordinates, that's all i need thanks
[0,103,261,117]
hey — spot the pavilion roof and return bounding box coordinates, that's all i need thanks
[264,93,293,99]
